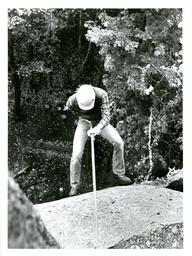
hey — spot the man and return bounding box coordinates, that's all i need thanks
[62,84,132,196]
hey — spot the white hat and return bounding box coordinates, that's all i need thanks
[76,85,95,110]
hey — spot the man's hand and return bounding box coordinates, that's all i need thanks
[87,126,101,137]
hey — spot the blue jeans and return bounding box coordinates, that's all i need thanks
[70,118,125,187]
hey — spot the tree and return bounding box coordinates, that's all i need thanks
[86,9,182,180]
[8,9,106,199]
[8,9,104,116]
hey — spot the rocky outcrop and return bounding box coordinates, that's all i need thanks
[35,184,183,249]
[165,169,183,192]
[140,168,183,192]
[109,222,183,249]
[8,176,60,248]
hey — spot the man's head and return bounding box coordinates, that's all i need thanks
[76,84,95,110]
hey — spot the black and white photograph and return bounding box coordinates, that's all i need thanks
[2,1,191,254]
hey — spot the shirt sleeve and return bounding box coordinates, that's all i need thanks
[64,95,74,111]
[96,91,110,130]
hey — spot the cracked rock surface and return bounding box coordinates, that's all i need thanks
[35,185,183,249]
[109,222,183,249]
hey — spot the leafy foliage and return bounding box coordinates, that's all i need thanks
[86,9,182,180]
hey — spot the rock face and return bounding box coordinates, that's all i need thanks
[109,222,183,249]
[8,176,60,248]
[35,184,183,249]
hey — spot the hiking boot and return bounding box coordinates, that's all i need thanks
[114,174,132,185]
[69,185,79,197]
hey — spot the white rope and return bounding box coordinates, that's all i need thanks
[90,133,98,249]
[146,107,153,180]
[84,119,98,248]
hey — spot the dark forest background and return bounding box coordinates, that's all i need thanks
[8,8,182,203]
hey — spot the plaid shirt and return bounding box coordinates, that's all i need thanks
[64,87,110,130]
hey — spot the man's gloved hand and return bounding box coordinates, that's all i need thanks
[87,126,101,137]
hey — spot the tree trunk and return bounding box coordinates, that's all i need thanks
[81,41,92,71]
[76,9,83,84]
[14,71,21,120]
[9,36,22,121]
[78,9,82,55]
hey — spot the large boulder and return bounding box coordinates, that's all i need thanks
[8,176,60,248]
[35,184,183,249]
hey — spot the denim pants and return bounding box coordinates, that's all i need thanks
[70,118,125,187]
